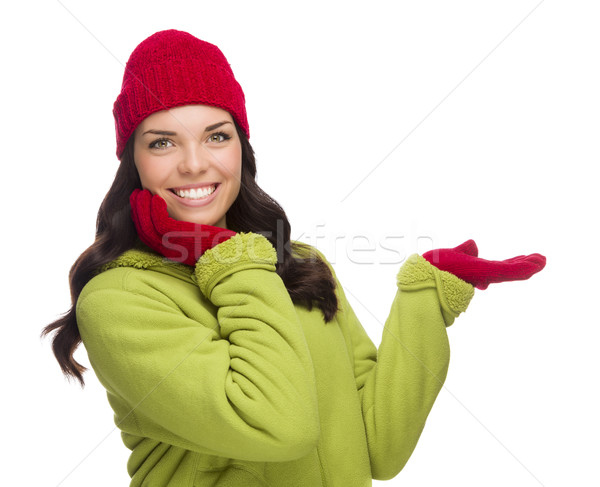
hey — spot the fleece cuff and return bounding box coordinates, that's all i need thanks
[194,232,278,299]
[397,254,474,325]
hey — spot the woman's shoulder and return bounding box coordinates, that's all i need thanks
[100,246,167,272]
[291,240,337,276]
[291,240,329,263]
[80,246,193,301]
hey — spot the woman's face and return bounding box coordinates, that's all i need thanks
[133,105,242,229]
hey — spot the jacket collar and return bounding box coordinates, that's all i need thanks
[100,243,193,280]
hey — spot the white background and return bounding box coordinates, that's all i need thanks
[2,1,599,485]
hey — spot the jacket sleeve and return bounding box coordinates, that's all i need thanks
[76,232,320,462]
[328,253,474,480]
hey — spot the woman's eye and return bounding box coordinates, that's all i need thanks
[208,132,231,143]
[149,138,173,150]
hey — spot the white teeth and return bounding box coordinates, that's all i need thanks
[176,185,216,199]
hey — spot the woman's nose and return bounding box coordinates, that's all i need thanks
[178,144,211,174]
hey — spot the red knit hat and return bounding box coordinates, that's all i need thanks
[113,29,249,159]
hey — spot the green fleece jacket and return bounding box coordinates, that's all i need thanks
[76,232,474,486]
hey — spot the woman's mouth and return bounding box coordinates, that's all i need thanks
[170,184,218,200]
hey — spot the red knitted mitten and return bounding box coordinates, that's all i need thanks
[130,189,236,266]
[422,240,546,290]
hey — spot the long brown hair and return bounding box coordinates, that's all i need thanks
[41,123,339,386]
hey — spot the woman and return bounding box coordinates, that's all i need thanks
[43,29,545,486]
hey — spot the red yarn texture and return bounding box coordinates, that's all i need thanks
[422,240,546,290]
[130,189,236,266]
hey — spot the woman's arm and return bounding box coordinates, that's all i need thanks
[76,233,320,462]
[330,253,474,480]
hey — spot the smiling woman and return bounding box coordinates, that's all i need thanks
[41,29,545,487]
[133,105,242,229]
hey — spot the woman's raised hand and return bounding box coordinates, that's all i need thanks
[422,239,546,290]
[130,189,236,266]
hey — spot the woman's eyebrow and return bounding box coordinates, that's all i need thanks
[142,129,177,136]
[204,121,231,132]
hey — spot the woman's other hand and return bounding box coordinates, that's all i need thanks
[422,239,546,290]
